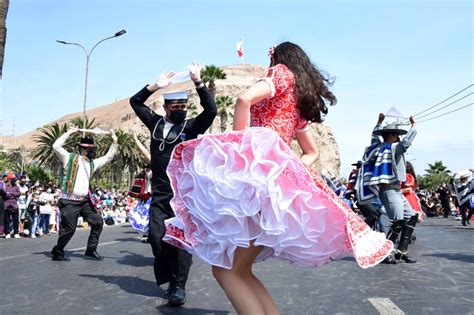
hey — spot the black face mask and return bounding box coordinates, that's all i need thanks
[86,148,96,160]
[169,110,187,124]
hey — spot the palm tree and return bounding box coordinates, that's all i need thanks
[0,151,11,171]
[7,146,26,172]
[201,65,227,98]
[216,95,234,132]
[0,0,9,79]
[422,161,452,189]
[30,123,69,172]
[25,163,52,185]
[425,161,451,176]
[69,115,98,130]
[96,129,144,188]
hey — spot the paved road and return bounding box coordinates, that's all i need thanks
[0,217,473,314]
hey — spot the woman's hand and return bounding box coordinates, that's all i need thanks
[418,211,426,223]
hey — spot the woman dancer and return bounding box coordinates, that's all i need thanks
[401,162,424,221]
[164,42,393,314]
[128,132,153,240]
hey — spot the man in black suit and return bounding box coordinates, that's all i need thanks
[130,62,217,306]
[436,183,452,218]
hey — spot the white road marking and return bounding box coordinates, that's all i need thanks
[0,240,120,261]
[368,297,405,315]
[0,253,30,262]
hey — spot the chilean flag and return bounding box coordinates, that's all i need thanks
[236,39,244,58]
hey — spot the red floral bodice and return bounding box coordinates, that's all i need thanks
[250,64,308,145]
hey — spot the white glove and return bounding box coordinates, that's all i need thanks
[188,61,203,74]
[188,61,203,82]
[155,72,175,88]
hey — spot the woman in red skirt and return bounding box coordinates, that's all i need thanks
[402,162,425,221]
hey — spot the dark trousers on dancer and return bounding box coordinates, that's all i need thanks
[460,203,473,225]
[51,198,103,257]
[359,203,380,230]
[440,198,451,217]
[149,193,192,289]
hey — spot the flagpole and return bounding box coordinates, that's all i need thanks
[241,36,244,64]
[240,36,244,65]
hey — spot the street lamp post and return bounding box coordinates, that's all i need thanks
[56,30,126,135]
[20,147,24,174]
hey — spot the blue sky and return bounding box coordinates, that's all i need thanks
[1,0,473,176]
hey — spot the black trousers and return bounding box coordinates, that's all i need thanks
[51,198,103,257]
[460,203,473,223]
[4,206,19,235]
[358,203,380,230]
[149,193,192,289]
[440,198,451,217]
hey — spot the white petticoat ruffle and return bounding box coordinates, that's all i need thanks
[164,127,393,269]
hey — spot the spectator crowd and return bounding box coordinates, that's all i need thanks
[0,171,136,239]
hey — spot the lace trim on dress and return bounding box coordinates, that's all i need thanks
[257,77,276,98]
[296,125,310,133]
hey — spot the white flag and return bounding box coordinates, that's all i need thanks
[385,106,406,118]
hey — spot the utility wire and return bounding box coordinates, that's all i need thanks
[415,92,473,120]
[417,102,473,123]
[413,84,473,117]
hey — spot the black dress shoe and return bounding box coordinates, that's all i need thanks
[395,252,417,263]
[84,250,104,261]
[163,283,174,299]
[52,254,70,261]
[51,247,70,261]
[382,255,397,264]
[168,287,186,306]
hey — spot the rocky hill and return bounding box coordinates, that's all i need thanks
[4,64,341,176]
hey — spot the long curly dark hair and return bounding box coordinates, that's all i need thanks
[406,161,417,181]
[271,42,337,123]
